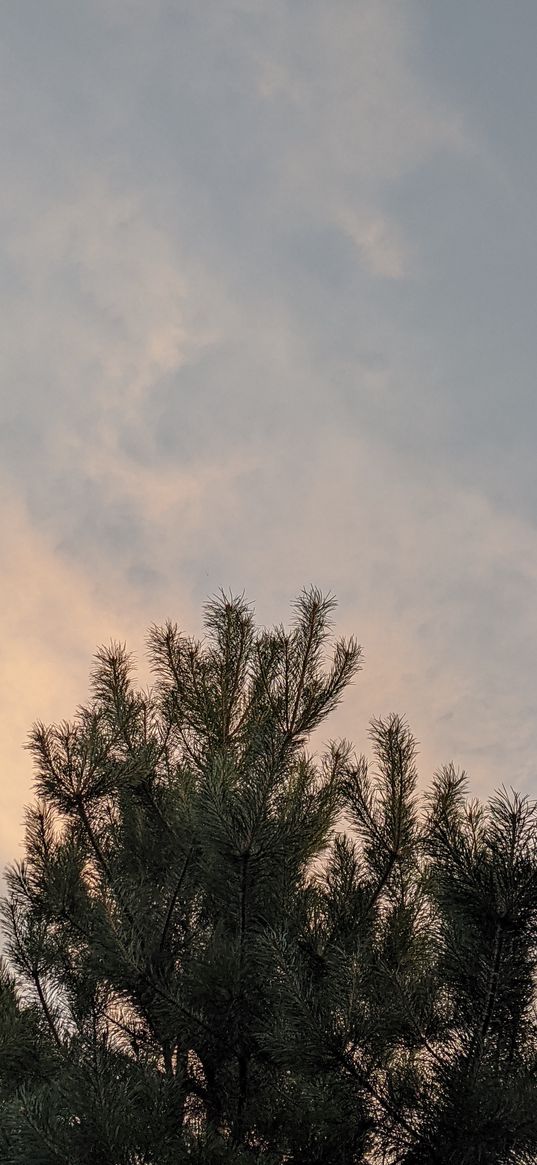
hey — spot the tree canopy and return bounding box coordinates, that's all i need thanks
[1,589,536,1164]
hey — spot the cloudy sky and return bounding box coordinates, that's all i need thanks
[2,0,537,864]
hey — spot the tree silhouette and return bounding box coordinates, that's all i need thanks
[1,589,536,1163]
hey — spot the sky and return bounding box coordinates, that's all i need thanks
[2,0,537,866]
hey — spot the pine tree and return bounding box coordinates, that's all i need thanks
[1,589,536,1164]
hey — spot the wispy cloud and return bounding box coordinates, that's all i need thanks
[336,206,408,279]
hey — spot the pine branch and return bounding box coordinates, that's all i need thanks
[159,844,194,953]
[75,797,139,937]
[465,922,505,1078]
[365,851,398,916]
[32,970,63,1053]
[288,598,319,734]
[378,961,448,1071]
[232,849,251,1148]
[336,1044,440,1163]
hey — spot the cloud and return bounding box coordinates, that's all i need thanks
[4,180,190,417]
[336,206,409,279]
[2,0,536,878]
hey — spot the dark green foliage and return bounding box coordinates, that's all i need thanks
[1,589,536,1163]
